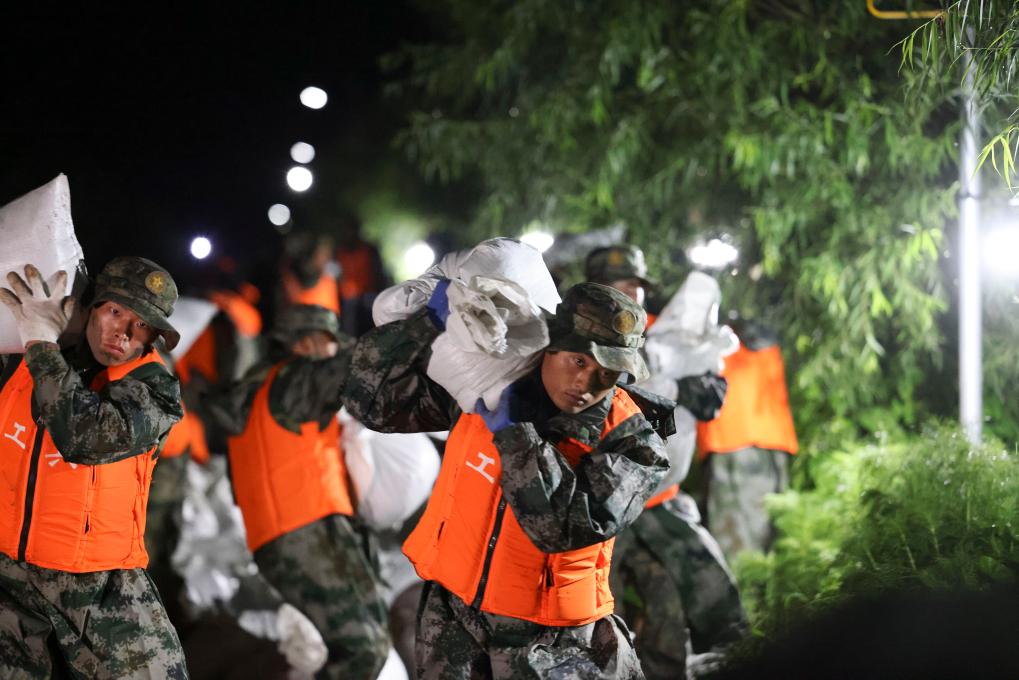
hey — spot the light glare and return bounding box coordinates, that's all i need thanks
[520,231,555,253]
[268,204,291,226]
[984,226,1019,277]
[689,238,739,269]
[286,166,313,192]
[190,237,212,260]
[404,242,436,277]
[290,142,315,164]
[300,86,328,109]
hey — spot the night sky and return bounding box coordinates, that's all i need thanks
[1,3,440,290]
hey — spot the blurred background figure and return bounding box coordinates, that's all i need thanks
[335,208,389,338]
[280,232,341,315]
[697,318,798,564]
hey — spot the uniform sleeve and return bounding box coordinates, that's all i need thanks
[25,343,183,465]
[341,310,457,433]
[269,337,356,430]
[494,413,669,553]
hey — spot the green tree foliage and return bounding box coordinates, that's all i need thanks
[736,423,1019,635]
[386,1,963,444]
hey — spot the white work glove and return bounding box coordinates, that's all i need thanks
[276,603,328,675]
[0,265,75,346]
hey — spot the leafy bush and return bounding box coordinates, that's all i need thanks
[736,423,1019,635]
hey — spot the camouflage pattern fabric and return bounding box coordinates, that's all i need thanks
[611,493,748,679]
[416,581,644,680]
[0,553,188,679]
[23,342,182,465]
[253,513,389,680]
[706,447,791,563]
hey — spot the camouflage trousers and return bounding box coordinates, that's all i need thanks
[0,553,188,679]
[705,447,791,563]
[610,493,747,680]
[254,513,390,680]
[416,581,643,680]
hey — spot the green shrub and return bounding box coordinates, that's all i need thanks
[736,423,1019,635]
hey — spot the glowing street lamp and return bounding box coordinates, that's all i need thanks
[404,241,435,278]
[286,167,313,192]
[688,238,739,269]
[520,230,555,253]
[299,86,328,110]
[984,226,1019,278]
[290,142,315,164]
[268,204,291,226]
[190,236,212,260]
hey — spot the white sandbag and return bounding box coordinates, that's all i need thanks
[0,174,86,353]
[373,237,560,326]
[340,409,440,530]
[428,275,549,412]
[168,296,219,360]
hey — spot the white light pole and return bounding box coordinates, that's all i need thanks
[959,29,982,444]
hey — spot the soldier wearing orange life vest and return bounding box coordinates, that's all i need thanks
[586,245,748,679]
[343,281,670,679]
[0,257,187,678]
[209,304,388,680]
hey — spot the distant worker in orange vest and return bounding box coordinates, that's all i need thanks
[697,318,798,563]
[0,257,187,677]
[335,210,389,337]
[343,281,670,678]
[210,304,389,680]
[279,232,341,314]
[587,245,748,678]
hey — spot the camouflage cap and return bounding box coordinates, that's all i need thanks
[271,303,340,345]
[547,282,649,383]
[584,245,655,289]
[93,256,180,350]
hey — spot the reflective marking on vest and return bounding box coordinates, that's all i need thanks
[465,451,497,484]
[44,451,78,469]
[4,421,27,449]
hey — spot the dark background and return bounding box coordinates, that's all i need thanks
[0,3,454,291]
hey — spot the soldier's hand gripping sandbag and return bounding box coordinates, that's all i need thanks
[0,265,75,347]
[675,371,728,422]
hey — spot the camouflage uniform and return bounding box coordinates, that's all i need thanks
[0,257,187,679]
[587,246,748,678]
[342,283,670,679]
[209,305,389,680]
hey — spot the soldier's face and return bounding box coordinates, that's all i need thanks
[290,330,338,359]
[609,278,646,306]
[86,302,157,366]
[541,351,620,414]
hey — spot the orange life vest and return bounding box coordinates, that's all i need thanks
[0,352,167,572]
[282,271,341,314]
[208,289,263,338]
[697,344,798,457]
[227,363,353,552]
[403,389,643,626]
[161,405,210,464]
[336,243,380,300]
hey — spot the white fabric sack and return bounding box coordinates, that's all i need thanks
[428,275,548,412]
[340,410,440,530]
[168,296,219,360]
[373,237,560,326]
[0,174,86,353]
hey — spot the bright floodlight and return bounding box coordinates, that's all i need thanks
[689,238,739,269]
[286,166,313,192]
[190,236,212,260]
[300,86,328,109]
[290,142,315,164]
[268,204,291,226]
[520,231,555,253]
[404,241,436,277]
[984,226,1019,277]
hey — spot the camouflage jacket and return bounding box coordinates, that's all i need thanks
[0,342,183,465]
[206,335,356,436]
[343,310,669,553]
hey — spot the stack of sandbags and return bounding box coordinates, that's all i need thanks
[373,238,561,412]
[0,175,86,353]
